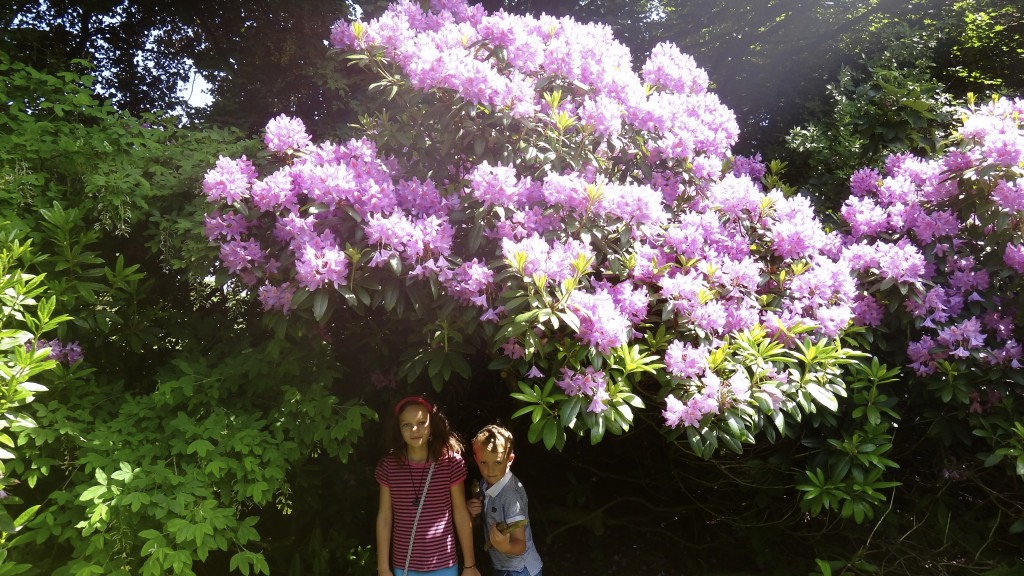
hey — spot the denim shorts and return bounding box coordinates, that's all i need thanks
[394,565,457,576]
[495,568,541,576]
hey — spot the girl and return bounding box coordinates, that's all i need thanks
[376,396,481,576]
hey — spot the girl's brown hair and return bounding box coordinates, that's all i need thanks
[384,396,464,461]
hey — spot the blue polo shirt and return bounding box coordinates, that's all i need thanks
[482,470,543,575]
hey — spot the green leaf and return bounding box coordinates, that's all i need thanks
[511,405,535,419]
[12,505,40,528]
[806,384,838,412]
[982,452,1004,467]
[79,485,107,501]
[229,552,252,576]
[589,414,605,445]
[449,353,472,379]
[186,439,215,457]
[312,290,329,321]
[542,418,557,449]
[18,381,48,394]
[559,396,582,426]
[686,427,704,456]
[527,419,544,444]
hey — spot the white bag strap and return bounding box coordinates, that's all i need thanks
[402,460,436,576]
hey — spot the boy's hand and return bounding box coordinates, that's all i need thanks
[467,497,482,519]
[486,522,512,552]
[484,520,528,551]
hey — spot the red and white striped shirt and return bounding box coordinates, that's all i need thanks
[375,452,467,571]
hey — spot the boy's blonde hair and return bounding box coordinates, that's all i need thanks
[472,424,514,457]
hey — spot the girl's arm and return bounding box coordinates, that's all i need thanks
[376,486,394,576]
[450,482,481,576]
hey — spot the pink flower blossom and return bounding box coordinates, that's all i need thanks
[258,283,296,314]
[30,338,83,365]
[1003,243,1024,273]
[708,174,763,218]
[501,339,526,360]
[203,156,256,205]
[442,259,494,305]
[556,367,608,412]
[264,114,312,154]
[219,239,265,273]
[371,370,399,390]
[849,167,881,197]
[767,192,827,260]
[852,295,884,327]
[991,179,1024,212]
[664,341,708,379]
[642,42,708,95]
[568,290,632,354]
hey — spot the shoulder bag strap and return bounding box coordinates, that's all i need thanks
[402,460,436,576]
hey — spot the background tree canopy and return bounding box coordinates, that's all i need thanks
[0,0,362,132]
[5,0,1020,146]
[1,1,1022,575]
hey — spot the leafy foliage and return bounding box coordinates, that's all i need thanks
[1,53,380,575]
[787,63,957,207]
[0,233,69,576]
[937,0,1024,97]
[0,0,372,135]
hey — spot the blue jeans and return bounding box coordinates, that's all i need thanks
[495,568,541,576]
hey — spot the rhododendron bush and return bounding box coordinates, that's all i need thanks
[839,95,1024,479]
[203,0,870,464]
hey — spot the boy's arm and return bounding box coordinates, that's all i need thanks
[487,521,527,556]
[376,486,394,576]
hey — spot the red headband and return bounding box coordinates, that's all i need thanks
[393,396,433,416]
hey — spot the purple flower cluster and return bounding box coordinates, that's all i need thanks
[501,235,593,284]
[203,156,257,205]
[663,342,770,428]
[567,289,632,354]
[203,131,466,312]
[838,97,1024,377]
[327,2,840,378]
[663,375,721,429]
[642,42,708,96]
[556,367,610,413]
[664,340,709,379]
[959,98,1024,168]
[206,0,868,437]
[331,0,737,161]
[30,338,83,365]
[371,370,399,390]
[294,235,350,292]
[440,259,494,306]
[264,114,312,154]
[1004,243,1024,273]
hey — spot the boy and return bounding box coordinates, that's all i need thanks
[468,425,543,576]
